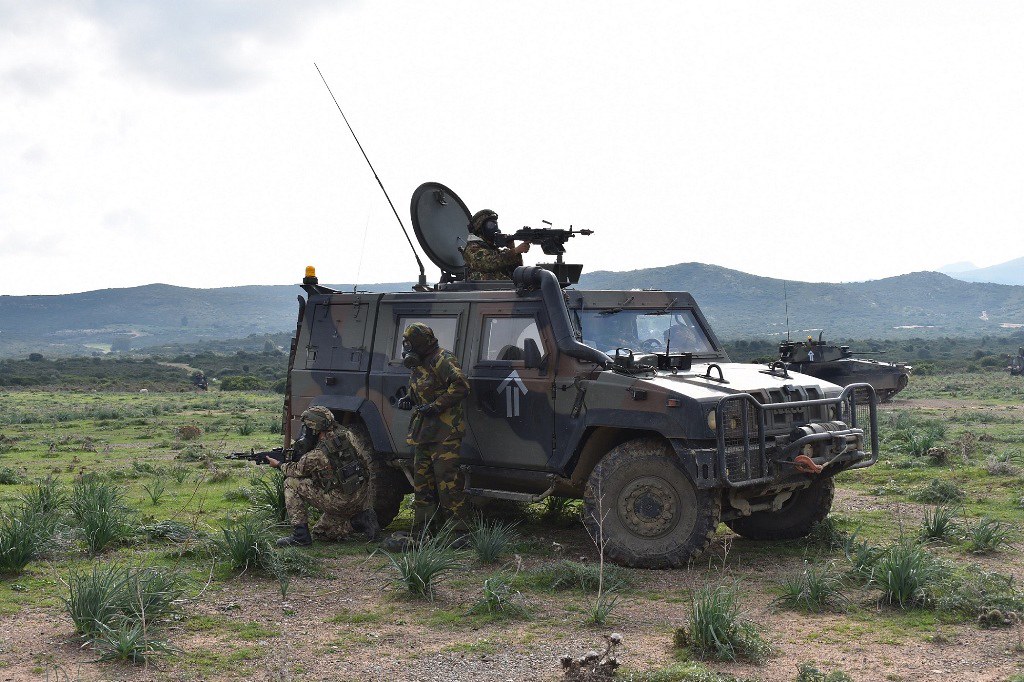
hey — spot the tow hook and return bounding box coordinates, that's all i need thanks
[793,454,823,475]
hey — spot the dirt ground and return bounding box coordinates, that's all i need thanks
[3,484,1023,682]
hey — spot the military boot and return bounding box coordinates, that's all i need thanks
[276,523,312,547]
[351,508,381,541]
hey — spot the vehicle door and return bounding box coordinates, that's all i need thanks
[465,302,556,470]
[369,302,465,456]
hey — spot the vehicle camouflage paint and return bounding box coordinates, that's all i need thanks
[280,183,879,568]
[779,333,912,402]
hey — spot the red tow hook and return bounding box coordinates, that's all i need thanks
[793,454,823,475]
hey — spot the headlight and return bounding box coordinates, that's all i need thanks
[706,411,716,431]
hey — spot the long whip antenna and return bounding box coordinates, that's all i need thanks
[784,280,791,342]
[314,63,427,288]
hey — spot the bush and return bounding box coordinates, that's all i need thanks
[776,562,848,613]
[843,531,883,578]
[674,585,772,663]
[911,479,965,504]
[0,507,45,574]
[176,425,202,441]
[920,505,960,543]
[534,560,631,593]
[249,470,287,523]
[71,475,134,553]
[795,662,855,682]
[467,572,530,619]
[221,375,265,391]
[379,527,462,599]
[870,542,941,608]
[62,562,183,662]
[0,466,25,485]
[934,568,1024,618]
[469,516,520,564]
[963,518,1011,554]
[213,515,273,573]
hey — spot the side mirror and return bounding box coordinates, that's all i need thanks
[523,338,545,370]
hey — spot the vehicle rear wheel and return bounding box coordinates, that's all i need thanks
[583,438,719,569]
[725,476,834,540]
[347,424,412,529]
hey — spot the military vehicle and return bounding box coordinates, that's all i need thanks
[779,333,912,402]
[281,182,878,568]
[1009,347,1024,376]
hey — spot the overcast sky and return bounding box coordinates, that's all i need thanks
[2,1,1022,296]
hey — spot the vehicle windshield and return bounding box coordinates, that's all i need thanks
[576,309,716,355]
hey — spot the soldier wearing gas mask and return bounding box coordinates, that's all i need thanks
[395,323,471,538]
[463,209,531,281]
[268,406,379,547]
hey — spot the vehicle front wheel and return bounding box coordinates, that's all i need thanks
[725,476,834,540]
[347,424,412,529]
[583,438,719,569]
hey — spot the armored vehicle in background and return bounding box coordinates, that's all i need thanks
[1009,347,1024,376]
[281,182,878,568]
[779,333,912,402]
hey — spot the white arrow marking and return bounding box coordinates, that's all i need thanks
[497,370,528,417]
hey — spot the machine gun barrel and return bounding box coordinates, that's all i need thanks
[499,226,594,256]
[225,447,295,466]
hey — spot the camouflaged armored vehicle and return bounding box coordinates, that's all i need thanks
[282,182,878,568]
[779,333,912,402]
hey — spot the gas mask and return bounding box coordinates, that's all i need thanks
[478,218,511,248]
[401,339,421,369]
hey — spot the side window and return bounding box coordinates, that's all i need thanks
[393,316,459,360]
[481,316,544,362]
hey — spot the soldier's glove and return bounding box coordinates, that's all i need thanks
[415,404,439,417]
[396,396,414,411]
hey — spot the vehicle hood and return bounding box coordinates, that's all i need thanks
[620,362,842,400]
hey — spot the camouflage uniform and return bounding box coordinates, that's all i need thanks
[463,209,524,281]
[401,323,471,532]
[278,407,372,542]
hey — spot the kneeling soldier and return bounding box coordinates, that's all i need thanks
[267,406,379,546]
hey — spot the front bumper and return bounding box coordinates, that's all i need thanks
[712,383,878,488]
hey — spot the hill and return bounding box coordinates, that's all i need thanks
[3,267,1024,356]
[940,256,1024,286]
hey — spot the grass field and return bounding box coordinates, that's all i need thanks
[1,374,1023,681]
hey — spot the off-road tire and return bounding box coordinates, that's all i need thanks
[583,438,720,569]
[347,424,411,529]
[725,476,834,540]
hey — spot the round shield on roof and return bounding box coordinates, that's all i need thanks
[410,182,473,275]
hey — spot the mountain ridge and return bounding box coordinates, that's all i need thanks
[2,265,1024,357]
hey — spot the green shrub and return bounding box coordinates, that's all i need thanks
[843,531,882,578]
[920,505,960,543]
[141,477,167,505]
[934,569,1024,618]
[802,517,847,550]
[776,562,848,613]
[0,466,25,484]
[533,560,631,593]
[469,516,520,564]
[674,585,772,663]
[221,375,264,391]
[94,620,177,663]
[379,527,462,599]
[139,520,199,543]
[0,507,44,574]
[19,476,66,517]
[963,518,1011,554]
[467,572,530,619]
[71,475,134,553]
[795,662,855,682]
[911,479,965,504]
[213,515,272,573]
[237,419,255,436]
[61,563,183,653]
[870,542,941,608]
[249,470,286,523]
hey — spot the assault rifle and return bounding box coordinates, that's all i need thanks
[226,447,298,465]
[495,223,594,256]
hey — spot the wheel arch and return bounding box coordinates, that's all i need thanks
[566,426,670,493]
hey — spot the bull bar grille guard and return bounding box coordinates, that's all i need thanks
[713,383,879,488]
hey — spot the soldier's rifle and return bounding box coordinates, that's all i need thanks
[226,447,299,466]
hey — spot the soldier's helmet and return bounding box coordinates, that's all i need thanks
[469,209,498,236]
[300,406,336,433]
[403,322,439,355]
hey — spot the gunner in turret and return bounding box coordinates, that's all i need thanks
[463,209,531,281]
